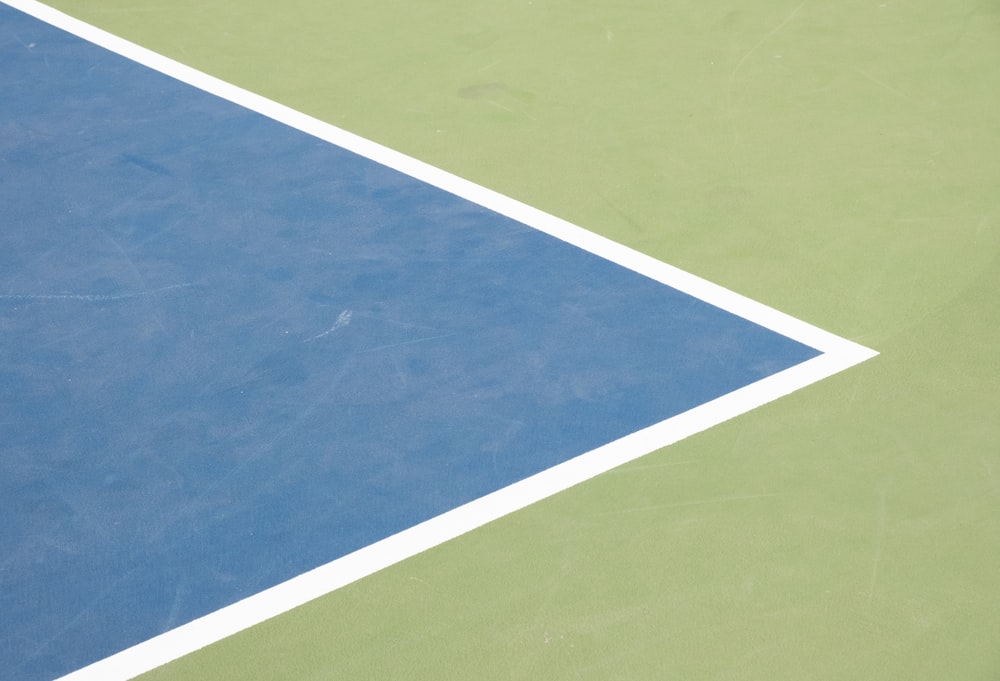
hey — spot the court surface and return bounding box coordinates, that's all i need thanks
[3,1,999,680]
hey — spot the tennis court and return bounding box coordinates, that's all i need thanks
[3,1,998,679]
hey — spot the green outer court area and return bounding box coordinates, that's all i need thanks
[40,1,1000,678]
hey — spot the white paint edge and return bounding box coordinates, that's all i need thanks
[55,355,869,681]
[1,1,878,679]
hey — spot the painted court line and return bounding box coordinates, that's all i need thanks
[3,1,877,680]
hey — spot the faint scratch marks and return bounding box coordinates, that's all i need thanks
[728,0,809,97]
[357,333,456,355]
[867,486,889,604]
[350,311,442,333]
[854,68,912,102]
[0,282,194,302]
[304,309,352,342]
[11,32,37,51]
[727,0,809,166]
[302,309,455,353]
[162,581,189,631]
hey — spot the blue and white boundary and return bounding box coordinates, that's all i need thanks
[2,1,877,679]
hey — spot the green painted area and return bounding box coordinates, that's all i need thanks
[43,0,1000,678]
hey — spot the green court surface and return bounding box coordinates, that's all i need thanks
[40,1,1000,678]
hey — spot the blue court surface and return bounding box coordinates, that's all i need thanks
[0,5,870,681]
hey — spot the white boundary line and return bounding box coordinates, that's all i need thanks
[3,1,878,679]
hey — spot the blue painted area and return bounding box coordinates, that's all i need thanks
[0,6,820,680]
